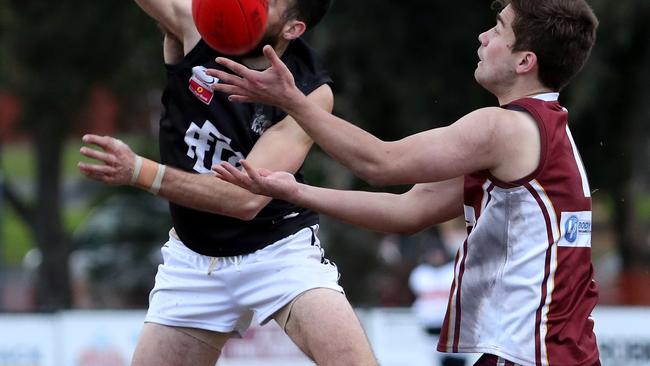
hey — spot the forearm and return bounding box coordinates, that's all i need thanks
[283,178,464,235]
[157,165,270,220]
[284,95,393,186]
[133,0,193,42]
[288,185,415,235]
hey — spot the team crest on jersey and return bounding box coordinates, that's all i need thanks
[189,66,219,105]
[251,104,272,135]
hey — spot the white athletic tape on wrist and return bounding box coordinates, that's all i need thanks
[149,164,166,195]
[131,156,143,185]
[131,157,166,195]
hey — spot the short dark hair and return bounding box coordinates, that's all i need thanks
[283,0,333,31]
[494,0,599,90]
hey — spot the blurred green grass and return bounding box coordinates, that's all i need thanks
[2,139,97,265]
[1,135,157,266]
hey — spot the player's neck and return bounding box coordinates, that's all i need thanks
[496,81,554,106]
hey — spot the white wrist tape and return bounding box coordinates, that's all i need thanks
[149,164,166,195]
[131,156,166,195]
[131,156,143,185]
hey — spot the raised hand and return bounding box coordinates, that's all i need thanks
[206,45,305,109]
[78,134,137,186]
[212,159,300,203]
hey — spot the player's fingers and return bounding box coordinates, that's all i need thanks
[264,45,292,78]
[212,163,239,180]
[78,163,113,182]
[215,57,253,78]
[263,45,282,68]
[80,146,112,163]
[257,168,273,177]
[240,160,267,186]
[82,134,117,149]
[207,69,244,87]
[219,161,254,186]
[212,164,235,182]
[212,83,246,96]
[78,162,115,175]
[227,95,254,104]
[239,160,258,178]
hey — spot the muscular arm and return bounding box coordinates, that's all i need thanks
[133,0,200,54]
[210,47,541,186]
[292,179,464,234]
[79,84,333,221]
[278,100,504,186]
[214,159,464,234]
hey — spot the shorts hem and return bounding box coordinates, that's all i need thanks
[449,346,530,366]
[257,284,344,326]
[144,316,242,337]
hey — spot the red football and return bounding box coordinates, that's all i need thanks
[192,0,268,55]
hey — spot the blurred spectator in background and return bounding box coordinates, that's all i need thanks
[409,223,466,366]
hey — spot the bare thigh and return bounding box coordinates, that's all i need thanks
[280,288,378,366]
[131,323,230,366]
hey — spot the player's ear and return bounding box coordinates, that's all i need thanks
[516,51,538,75]
[282,20,306,40]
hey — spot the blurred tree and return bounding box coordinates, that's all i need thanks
[0,0,162,310]
[569,0,650,271]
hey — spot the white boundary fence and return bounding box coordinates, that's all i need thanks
[0,307,648,366]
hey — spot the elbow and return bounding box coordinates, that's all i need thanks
[364,175,391,188]
[361,172,386,188]
[234,204,263,221]
[391,221,430,236]
[356,164,393,188]
[354,153,404,187]
[229,200,265,221]
[394,226,421,236]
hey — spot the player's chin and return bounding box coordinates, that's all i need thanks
[474,68,488,85]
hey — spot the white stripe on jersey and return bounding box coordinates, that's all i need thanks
[529,180,560,366]
[565,126,591,198]
[446,239,467,351]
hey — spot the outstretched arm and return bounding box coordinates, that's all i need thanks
[133,0,200,55]
[79,84,333,220]
[213,160,464,234]
[208,46,515,187]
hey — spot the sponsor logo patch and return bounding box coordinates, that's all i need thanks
[559,211,591,247]
[189,66,219,105]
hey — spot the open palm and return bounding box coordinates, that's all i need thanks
[206,46,301,108]
[213,159,300,202]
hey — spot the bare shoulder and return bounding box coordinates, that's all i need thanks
[487,107,542,182]
[458,106,537,142]
[447,106,541,181]
[495,107,539,143]
[453,107,511,131]
[449,107,515,147]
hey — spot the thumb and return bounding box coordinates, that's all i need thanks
[258,168,273,177]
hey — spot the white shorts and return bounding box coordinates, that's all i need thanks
[145,225,343,336]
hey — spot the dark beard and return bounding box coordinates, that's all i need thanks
[241,33,280,59]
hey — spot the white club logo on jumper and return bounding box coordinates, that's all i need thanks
[185,120,245,173]
[251,104,272,135]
